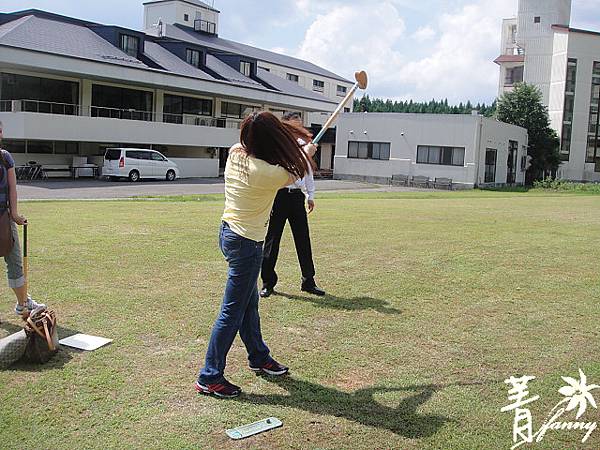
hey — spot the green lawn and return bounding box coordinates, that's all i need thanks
[1,191,599,449]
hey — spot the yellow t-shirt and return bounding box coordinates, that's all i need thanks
[221,144,290,241]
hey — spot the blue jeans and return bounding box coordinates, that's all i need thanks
[198,222,272,384]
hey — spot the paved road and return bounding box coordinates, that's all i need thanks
[17,178,423,200]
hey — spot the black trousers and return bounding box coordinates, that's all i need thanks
[261,188,316,289]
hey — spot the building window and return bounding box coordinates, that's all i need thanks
[0,73,79,115]
[186,49,202,68]
[287,73,299,83]
[485,149,497,183]
[337,85,347,96]
[534,16,541,23]
[416,146,465,166]
[240,61,252,77]
[586,61,600,167]
[560,58,577,161]
[347,141,390,160]
[119,34,139,58]
[163,94,212,124]
[55,141,79,155]
[91,84,153,121]
[510,24,517,44]
[344,107,351,113]
[505,66,524,86]
[221,101,259,119]
[184,14,189,22]
[313,80,325,92]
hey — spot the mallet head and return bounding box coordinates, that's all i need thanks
[354,71,368,90]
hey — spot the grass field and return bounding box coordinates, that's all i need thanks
[1,190,599,449]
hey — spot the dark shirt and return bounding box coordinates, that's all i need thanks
[0,149,15,212]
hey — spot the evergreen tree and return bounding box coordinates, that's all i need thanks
[496,83,560,183]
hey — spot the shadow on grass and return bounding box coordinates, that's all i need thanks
[1,322,82,371]
[275,292,401,315]
[237,376,478,438]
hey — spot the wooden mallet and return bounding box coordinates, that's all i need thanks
[312,70,368,145]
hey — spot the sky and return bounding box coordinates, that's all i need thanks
[1,0,598,104]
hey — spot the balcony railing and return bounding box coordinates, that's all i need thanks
[0,99,79,115]
[0,99,243,129]
[194,19,216,35]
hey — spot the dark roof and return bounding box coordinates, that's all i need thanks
[164,24,352,83]
[0,15,146,68]
[257,68,330,102]
[0,10,338,104]
[144,41,214,79]
[143,0,220,14]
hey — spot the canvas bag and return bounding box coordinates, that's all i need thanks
[24,306,59,364]
[0,150,14,256]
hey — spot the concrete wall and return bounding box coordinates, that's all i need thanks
[0,111,239,148]
[334,113,528,188]
[170,157,218,177]
[518,0,572,105]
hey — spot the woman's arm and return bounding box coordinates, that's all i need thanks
[7,168,26,225]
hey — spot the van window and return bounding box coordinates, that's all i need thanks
[125,150,142,159]
[126,150,152,160]
[105,149,121,160]
[151,152,165,161]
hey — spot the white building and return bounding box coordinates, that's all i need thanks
[334,113,528,189]
[496,0,600,182]
[0,1,353,178]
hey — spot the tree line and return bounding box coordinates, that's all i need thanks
[353,95,497,117]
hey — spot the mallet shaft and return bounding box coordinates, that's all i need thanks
[312,82,359,145]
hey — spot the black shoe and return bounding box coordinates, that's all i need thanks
[260,287,274,298]
[301,284,326,296]
[249,359,289,376]
[195,378,242,398]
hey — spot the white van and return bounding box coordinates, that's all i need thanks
[103,148,180,182]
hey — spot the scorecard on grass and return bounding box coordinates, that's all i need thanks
[59,333,113,351]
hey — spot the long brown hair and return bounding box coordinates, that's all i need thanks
[240,112,314,179]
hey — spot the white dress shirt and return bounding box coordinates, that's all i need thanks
[286,170,315,201]
[286,137,315,200]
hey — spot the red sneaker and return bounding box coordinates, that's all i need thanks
[195,379,241,398]
[249,359,289,376]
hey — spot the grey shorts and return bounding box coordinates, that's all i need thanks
[4,222,24,289]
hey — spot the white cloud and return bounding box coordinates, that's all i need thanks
[297,2,406,84]
[412,26,436,42]
[395,0,517,102]
[296,0,517,103]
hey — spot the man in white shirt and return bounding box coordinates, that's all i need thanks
[260,113,325,298]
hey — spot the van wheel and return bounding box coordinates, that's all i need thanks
[129,170,140,182]
[166,170,176,182]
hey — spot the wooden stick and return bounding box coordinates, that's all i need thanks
[313,71,368,145]
[23,223,28,295]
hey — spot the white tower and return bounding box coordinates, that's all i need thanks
[143,0,220,36]
[516,0,572,104]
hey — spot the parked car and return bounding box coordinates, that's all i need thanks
[103,148,180,182]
